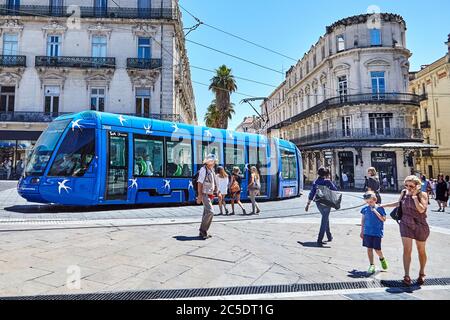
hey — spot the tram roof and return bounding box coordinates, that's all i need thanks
[55,111,297,150]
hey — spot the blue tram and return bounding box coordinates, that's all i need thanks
[18,111,303,206]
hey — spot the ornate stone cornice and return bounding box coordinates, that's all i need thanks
[42,21,68,38]
[127,69,160,90]
[0,19,24,35]
[35,68,69,89]
[84,69,115,89]
[326,13,406,34]
[132,23,158,38]
[87,23,113,38]
[0,71,24,87]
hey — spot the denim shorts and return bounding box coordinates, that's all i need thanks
[363,235,382,250]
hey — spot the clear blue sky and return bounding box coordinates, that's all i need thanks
[179,0,450,129]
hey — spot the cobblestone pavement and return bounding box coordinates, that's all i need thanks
[1,182,450,300]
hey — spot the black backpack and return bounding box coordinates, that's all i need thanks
[192,165,206,197]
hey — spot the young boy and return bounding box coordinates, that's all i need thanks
[360,191,388,274]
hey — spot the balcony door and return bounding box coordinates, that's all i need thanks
[94,0,108,17]
[371,71,386,100]
[338,75,348,102]
[47,35,61,57]
[342,116,352,137]
[44,86,60,116]
[138,37,151,59]
[3,34,18,56]
[7,0,20,10]
[136,88,150,117]
[138,0,151,18]
[0,86,15,112]
[90,88,105,112]
[92,36,107,58]
[50,0,64,16]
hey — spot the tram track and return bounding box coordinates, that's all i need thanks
[0,193,368,233]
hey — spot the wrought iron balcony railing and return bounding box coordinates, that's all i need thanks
[127,58,162,70]
[291,128,423,146]
[35,56,116,69]
[419,93,428,101]
[420,120,431,129]
[0,55,26,67]
[268,93,421,132]
[0,5,176,20]
[421,149,433,157]
[0,111,181,123]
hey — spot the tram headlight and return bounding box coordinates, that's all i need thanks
[31,178,40,184]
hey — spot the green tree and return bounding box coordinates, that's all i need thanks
[209,65,238,129]
[204,100,235,129]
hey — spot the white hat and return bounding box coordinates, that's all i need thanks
[203,154,218,164]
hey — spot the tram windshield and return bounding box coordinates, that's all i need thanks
[24,120,70,177]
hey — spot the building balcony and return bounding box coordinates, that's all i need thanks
[35,56,116,69]
[419,93,428,101]
[291,128,423,146]
[0,55,26,67]
[0,5,176,20]
[420,120,431,129]
[127,58,162,70]
[268,93,421,132]
[0,111,181,123]
[421,149,433,157]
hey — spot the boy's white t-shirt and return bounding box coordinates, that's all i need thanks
[216,175,229,195]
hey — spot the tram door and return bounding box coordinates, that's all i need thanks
[105,131,129,200]
[248,144,268,197]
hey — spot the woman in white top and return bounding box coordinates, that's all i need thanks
[215,166,229,215]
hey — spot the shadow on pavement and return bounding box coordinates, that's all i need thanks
[173,236,205,241]
[347,269,377,278]
[297,241,330,248]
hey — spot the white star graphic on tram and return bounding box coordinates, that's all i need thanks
[163,179,171,189]
[129,178,138,189]
[188,181,194,190]
[144,123,152,134]
[172,123,179,133]
[58,179,71,194]
[118,115,127,126]
[204,130,212,138]
[245,163,250,171]
[71,119,83,131]
[227,130,234,139]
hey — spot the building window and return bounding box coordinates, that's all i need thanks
[342,116,352,137]
[314,88,318,106]
[0,86,15,112]
[94,0,107,17]
[47,35,61,57]
[322,83,327,100]
[90,88,105,111]
[321,45,326,60]
[338,76,348,101]
[370,29,382,46]
[138,37,151,59]
[138,0,151,18]
[7,0,20,10]
[435,99,439,117]
[3,34,18,55]
[438,130,441,145]
[371,71,386,98]
[92,36,107,58]
[313,53,317,68]
[44,86,60,115]
[300,68,303,79]
[50,0,64,15]
[369,113,392,136]
[337,35,345,52]
[136,88,150,117]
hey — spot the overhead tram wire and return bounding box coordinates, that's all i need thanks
[192,81,258,99]
[178,4,298,62]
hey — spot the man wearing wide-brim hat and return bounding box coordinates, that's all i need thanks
[197,153,218,239]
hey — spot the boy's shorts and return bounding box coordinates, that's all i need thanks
[363,235,382,250]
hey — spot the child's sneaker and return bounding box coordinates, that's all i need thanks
[380,258,388,270]
[367,264,376,274]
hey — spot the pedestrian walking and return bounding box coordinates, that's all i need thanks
[366,167,382,204]
[360,191,388,274]
[305,167,338,246]
[430,178,437,199]
[381,175,429,286]
[420,175,432,204]
[215,166,229,216]
[248,166,261,215]
[341,172,349,189]
[435,174,448,212]
[229,167,247,215]
[4,158,12,180]
[196,154,218,239]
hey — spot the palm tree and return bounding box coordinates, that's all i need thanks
[204,100,235,129]
[209,65,237,129]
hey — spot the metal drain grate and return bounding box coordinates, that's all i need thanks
[2,278,450,300]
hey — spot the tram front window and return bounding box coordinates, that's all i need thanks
[281,149,297,180]
[48,128,96,177]
[24,120,70,177]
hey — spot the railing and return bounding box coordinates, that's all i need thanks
[0,112,181,123]
[420,120,431,129]
[36,56,116,69]
[291,128,423,146]
[0,5,176,20]
[419,93,428,101]
[421,149,433,157]
[268,93,421,132]
[0,55,26,67]
[127,58,162,70]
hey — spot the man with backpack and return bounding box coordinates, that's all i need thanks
[196,154,218,240]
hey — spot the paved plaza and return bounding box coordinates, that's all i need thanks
[1,182,450,300]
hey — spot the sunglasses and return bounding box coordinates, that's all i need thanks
[404,184,416,188]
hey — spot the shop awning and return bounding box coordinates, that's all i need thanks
[299,141,438,150]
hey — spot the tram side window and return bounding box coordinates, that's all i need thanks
[48,128,95,177]
[167,137,193,177]
[134,135,163,177]
[281,149,297,180]
[224,144,245,175]
[196,141,220,170]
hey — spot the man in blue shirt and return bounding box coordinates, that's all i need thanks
[360,191,388,274]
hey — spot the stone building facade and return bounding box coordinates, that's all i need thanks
[0,0,196,179]
[261,13,431,190]
[409,35,450,178]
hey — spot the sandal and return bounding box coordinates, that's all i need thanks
[417,274,426,286]
[403,275,412,286]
